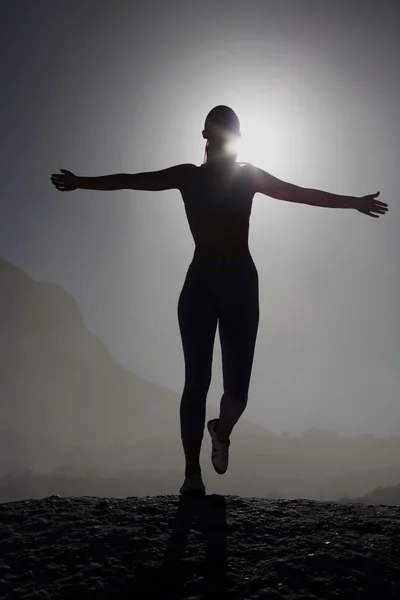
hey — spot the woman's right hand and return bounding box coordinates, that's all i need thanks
[51,169,79,191]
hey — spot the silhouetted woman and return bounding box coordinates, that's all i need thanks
[51,105,388,496]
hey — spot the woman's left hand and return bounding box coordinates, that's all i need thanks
[353,192,388,218]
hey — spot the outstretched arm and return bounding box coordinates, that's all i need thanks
[51,164,195,192]
[250,166,388,218]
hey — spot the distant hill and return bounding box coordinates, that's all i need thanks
[355,484,400,506]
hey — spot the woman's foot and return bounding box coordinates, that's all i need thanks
[179,472,206,496]
[207,418,230,474]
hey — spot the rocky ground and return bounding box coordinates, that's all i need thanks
[0,494,399,599]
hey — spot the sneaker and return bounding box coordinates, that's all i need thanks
[179,472,206,496]
[207,418,230,475]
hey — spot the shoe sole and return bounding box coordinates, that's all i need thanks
[212,463,226,475]
[207,420,228,475]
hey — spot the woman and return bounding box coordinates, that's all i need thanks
[51,105,388,496]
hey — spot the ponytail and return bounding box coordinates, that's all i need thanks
[203,140,209,164]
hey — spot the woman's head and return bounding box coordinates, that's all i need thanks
[202,105,241,163]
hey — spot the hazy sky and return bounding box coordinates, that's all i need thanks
[1,0,399,436]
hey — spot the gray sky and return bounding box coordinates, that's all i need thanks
[1,0,399,436]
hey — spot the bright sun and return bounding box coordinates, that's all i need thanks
[236,118,269,168]
[233,111,284,170]
[218,112,270,168]
[224,132,263,167]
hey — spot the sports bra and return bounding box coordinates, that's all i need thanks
[180,162,256,259]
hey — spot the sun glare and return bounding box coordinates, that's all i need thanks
[224,135,241,158]
[236,119,269,168]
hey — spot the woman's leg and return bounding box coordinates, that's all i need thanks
[178,269,218,474]
[217,266,259,442]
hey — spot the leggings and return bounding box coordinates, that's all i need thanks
[178,256,259,440]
